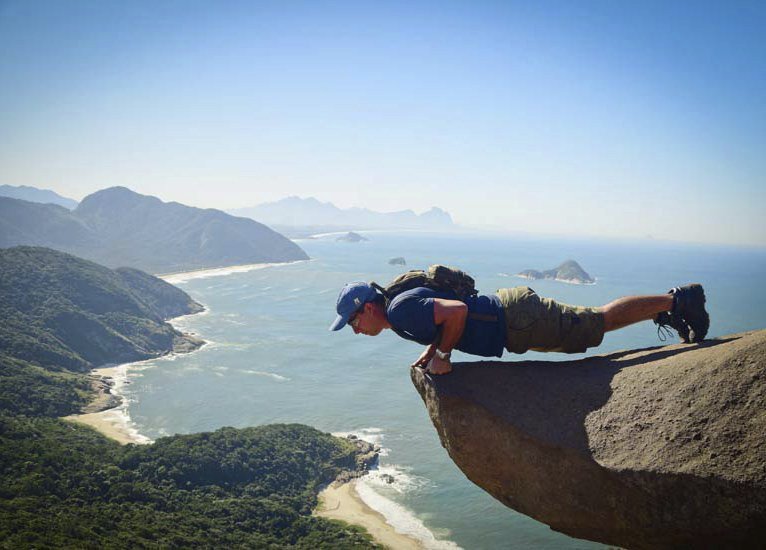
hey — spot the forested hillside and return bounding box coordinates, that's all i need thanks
[0,420,375,548]
[0,247,376,548]
[0,246,203,375]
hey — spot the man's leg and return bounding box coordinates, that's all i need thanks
[499,286,607,354]
[600,284,709,343]
[601,295,673,332]
[499,284,708,354]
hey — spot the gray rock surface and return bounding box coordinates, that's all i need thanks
[334,436,380,484]
[411,331,766,549]
[79,376,123,414]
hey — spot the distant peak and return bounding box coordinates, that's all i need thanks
[278,195,326,206]
[77,187,166,214]
[83,186,140,201]
[85,186,155,200]
[97,186,134,194]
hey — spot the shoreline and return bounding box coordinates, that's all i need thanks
[63,363,152,445]
[64,256,302,444]
[307,228,424,239]
[316,481,424,550]
[63,310,209,445]
[158,260,306,284]
[62,263,453,548]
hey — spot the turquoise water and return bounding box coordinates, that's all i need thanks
[123,232,766,549]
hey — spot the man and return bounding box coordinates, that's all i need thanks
[329,281,709,375]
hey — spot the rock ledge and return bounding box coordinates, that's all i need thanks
[411,330,766,549]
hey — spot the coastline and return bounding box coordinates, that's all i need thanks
[63,309,209,445]
[64,257,300,444]
[316,481,424,550]
[63,260,455,548]
[63,363,152,445]
[159,260,305,284]
[305,228,429,240]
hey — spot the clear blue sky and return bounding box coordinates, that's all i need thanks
[1,0,764,245]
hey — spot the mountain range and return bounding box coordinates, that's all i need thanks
[229,196,454,232]
[0,187,308,273]
[0,184,78,209]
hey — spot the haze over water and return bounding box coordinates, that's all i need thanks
[122,232,766,549]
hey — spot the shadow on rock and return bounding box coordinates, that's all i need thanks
[412,331,765,549]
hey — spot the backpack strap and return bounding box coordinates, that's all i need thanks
[369,281,389,303]
[370,281,387,294]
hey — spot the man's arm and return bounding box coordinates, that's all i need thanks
[425,298,467,374]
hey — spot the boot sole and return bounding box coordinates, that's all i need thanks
[685,284,709,343]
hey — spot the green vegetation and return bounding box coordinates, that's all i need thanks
[0,245,203,417]
[0,419,375,548]
[0,355,91,416]
[0,246,377,548]
[0,246,202,373]
[115,267,204,319]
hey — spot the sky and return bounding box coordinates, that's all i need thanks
[1,0,764,246]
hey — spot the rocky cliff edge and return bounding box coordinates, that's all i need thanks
[411,330,766,549]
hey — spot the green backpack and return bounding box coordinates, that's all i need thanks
[371,264,479,304]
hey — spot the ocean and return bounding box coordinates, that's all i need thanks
[118,231,766,549]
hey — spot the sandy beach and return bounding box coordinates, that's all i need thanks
[316,481,424,550]
[159,260,302,284]
[63,365,151,445]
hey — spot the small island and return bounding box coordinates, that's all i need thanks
[517,260,595,285]
[388,257,406,266]
[336,231,369,243]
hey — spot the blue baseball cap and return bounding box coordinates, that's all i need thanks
[329,282,378,331]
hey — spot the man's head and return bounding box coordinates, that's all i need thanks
[329,282,389,336]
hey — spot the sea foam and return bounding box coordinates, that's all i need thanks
[333,428,460,549]
[243,370,291,381]
[356,476,461,550]
[98,361,155,445]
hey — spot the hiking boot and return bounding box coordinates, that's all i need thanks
[672,284,709,342]
[654,284,709,343]
[654,310,691,343]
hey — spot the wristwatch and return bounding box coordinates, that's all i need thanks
[435,349,451,361]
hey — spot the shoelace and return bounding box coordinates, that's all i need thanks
[656,322,675,342]
[654,312,675,342]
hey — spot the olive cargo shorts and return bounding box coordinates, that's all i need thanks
[497,286,605,354]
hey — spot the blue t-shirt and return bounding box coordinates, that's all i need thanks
[386,287,506,358]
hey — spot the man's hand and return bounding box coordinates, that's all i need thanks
[426,356,452,375]
[411,344,436,368]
